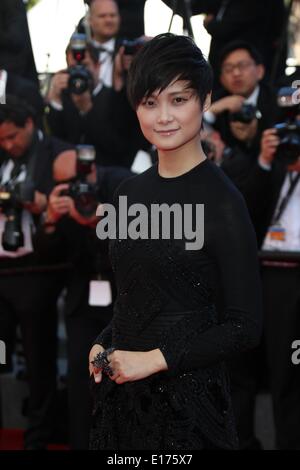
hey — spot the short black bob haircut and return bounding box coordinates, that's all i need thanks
[218,40,263,72]
[127,33,213,110]
[0,95,36,127]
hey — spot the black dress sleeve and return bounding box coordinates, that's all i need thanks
[0,0,25,51]
[158,188,263,374]
[93,322,113,349]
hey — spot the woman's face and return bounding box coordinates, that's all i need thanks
[136,80,204,153]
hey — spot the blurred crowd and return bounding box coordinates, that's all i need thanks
[0,0,300,451]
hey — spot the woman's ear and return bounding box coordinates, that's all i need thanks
[203,92,212,112]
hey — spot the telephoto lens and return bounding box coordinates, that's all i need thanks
[2,207,24,252]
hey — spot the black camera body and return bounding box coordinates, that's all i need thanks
[61,145,98,218]
[274,87,300,166]
[0,180,35,251]
[229,103,258,124]
[68,33,93,95]
[68,65,93,95]
[122,37,146,55]
[66,179,98,218]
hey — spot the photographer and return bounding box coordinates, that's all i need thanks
[46,34,144,168]
[87,0,122,88]
[220,113,269,244]
[0,96,75,449]
[78,0,147,85]
[258,125,300,449]
[34,148,132,449]
[217,113,265,449]
[205,41,278,150]
[223,87,300,447]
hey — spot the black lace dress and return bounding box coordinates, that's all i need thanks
[89,159,262,450]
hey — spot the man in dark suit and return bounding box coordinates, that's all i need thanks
[205,41,278,153]
[46,40,144,168]
[81,0,146,40]
[0,96,75,449]
[34,151,132,449]
[0,0,38,84]
[221,117,300,448]
[219,114,269,449]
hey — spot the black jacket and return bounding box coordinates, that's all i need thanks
[116,0,146,38]
[202,0,285,74]
[0,0,38,84]
[163,0,285,78]
[221,147,287,248]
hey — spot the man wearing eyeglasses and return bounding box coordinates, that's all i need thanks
[205,41,278,152]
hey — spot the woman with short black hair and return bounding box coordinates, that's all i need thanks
[89,33,262,450]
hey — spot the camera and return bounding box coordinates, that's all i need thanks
[229,103,260,124]
[121,37,147,56]
[274,87,300,165]
[61,145,99,218]
[0,180,35,251]
[68,33,93,95]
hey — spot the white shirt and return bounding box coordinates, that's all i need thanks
[0,69,8,104]
[262,172,300,252]
[92,37,115,89]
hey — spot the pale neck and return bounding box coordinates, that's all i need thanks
[157,138,207,178]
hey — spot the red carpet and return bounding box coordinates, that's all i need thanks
[0,429,69,450]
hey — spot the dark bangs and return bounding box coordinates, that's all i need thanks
[127,33,213,109]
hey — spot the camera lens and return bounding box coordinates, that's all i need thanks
[68,66,93,95]
[2,210,24,252]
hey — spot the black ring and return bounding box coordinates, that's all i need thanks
[91,347,115,370]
